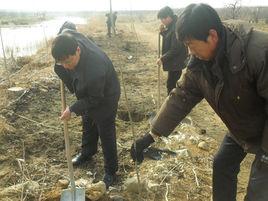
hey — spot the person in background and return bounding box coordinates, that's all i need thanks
[157,6,187,95]
[105,12,118,37]
[131,3,268,201]
[52,22,120,188]
[105,13,112,37]
[113,11,118,29]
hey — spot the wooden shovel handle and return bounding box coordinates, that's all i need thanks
[60,81,76,191]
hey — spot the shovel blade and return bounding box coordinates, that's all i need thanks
[60,188,85,201]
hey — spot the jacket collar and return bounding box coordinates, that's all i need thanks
[223,27,247,74]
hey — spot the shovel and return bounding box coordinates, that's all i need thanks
[60,81,85,201]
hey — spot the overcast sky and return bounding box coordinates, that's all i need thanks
[0,0,267,11]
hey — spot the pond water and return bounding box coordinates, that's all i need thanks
[0,17,87,57]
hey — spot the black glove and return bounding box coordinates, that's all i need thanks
[130,132,155,164]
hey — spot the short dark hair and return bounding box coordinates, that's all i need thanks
[157,6,174,19]
[58,21,76,34]
[176,3,223,42]
[51,33,78,61]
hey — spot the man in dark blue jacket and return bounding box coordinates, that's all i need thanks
[52,23,120,188]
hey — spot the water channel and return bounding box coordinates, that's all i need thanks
[0,16,86,57]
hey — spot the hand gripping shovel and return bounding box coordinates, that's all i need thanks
[60,81,85,201]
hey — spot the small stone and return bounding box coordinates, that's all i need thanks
[169,133,187,143]
[7,87,26,101]
[75,178,92,187]
[180,117,192,125]
[189,136,198,145]
[40,88,48,92]
[86,171,94,176]
[85,181,106,201]
[198,141,209,151]
[110,195,125,201]
[127,55,133,60]
[7,87,25,92]
[176,149,190,158]
[0,181,39,197]
[56,179,69,189]
[124,177,146,193]
[199,129,206,135]
[147,181,159,189]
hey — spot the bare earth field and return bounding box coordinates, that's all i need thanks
[0,14,264,201]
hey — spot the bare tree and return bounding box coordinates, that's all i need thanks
[250,7,261,23]
[226,0,242,19]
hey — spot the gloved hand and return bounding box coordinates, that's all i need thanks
[130,132,155,164]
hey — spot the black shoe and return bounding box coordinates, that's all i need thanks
[103,173,116,189]
[72,153,92,166]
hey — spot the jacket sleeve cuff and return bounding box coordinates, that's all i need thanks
[151,127,162,137]
[160,55,167,63]
[69,101,84,116]
[150,108,176,138]
[151,124,173,137]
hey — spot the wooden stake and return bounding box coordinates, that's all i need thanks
[157,33,161,110]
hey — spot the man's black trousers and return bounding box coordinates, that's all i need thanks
[80,106,118,175]
[213,135,268,201]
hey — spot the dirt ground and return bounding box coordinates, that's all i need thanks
[0,14,261,201]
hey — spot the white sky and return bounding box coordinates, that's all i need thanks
[0,0,267,11]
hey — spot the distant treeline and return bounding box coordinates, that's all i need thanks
[217,6,268,23]
[100,6,268,24]
[0,11,51,26]
[0,10,98,26]
[174,6,268,23]
[1,6,268,26]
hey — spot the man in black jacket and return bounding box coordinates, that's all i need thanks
[131,4,268,201]
[157,6,187,94]
[52,24,120,188]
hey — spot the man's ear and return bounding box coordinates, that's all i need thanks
[208,29,219,44]
[76,46,81,55]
